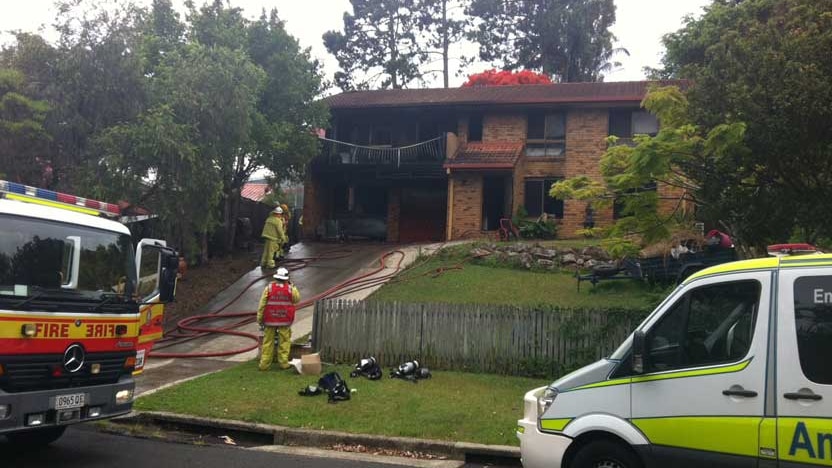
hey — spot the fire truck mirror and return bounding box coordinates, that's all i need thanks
[159,251,179,303]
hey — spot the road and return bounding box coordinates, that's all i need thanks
[1,426,515,468]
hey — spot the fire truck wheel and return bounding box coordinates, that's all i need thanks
[6,426,67,447]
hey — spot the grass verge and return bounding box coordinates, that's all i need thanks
[135,361,548,446]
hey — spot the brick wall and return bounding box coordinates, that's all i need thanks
[446,108,639,239]
[483,113,526,142]
[657,182,690,218]
[386,187,401,242]
[561,109,613,236]
[448,172,483,239]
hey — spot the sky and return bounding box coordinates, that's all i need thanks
[2,0,712,88]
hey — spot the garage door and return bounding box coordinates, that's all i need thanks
[399,187,447,243]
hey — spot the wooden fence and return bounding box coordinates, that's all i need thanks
[312,300,648,377]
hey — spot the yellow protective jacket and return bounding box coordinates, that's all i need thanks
[261,214,287,244]
[257,282,301,325]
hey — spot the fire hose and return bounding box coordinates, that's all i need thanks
[148,249,408,359]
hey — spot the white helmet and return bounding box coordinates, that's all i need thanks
[273,206,284,214]
[274,267,289,281]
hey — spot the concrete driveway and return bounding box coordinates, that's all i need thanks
[135,241,422,396]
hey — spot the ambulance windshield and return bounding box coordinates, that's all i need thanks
[0,214,137,309]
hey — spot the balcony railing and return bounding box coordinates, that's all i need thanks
[319,136,446,168]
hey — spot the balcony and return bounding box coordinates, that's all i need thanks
[318,136,447,168]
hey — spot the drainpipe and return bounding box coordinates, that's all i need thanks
[446,172,454,241]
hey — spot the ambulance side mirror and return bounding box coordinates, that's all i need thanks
[632,330,647,375]
[158,250,179,303]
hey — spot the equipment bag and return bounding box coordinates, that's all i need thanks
[318,372,350,403]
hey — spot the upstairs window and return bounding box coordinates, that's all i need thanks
[370,124,392,147]
[526,111,566,157]
[609,110,659,139]
[524,179,564,218]
[632,111,659,135]
[468,113,483,142]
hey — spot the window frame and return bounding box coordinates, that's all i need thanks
[526,111,566,158]
[523,178,564,219]
[136,244,163,302]
[370,124,393,147]
[632,110,659,136]
[468,112,483,142]
[792,275,832,385]
[643,279,762,374]
[608,109,659,141]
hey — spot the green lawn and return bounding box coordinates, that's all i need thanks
[136,361,548,446]
[374,257,662,310]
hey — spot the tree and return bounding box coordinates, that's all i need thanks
[1,0,328,261]
[651,0,832,249]
[139,0,185,73]
[324,0,423,90]
[247,9,328,181]
[188,4,327,252]
[550,86,751,256]
[2,1,147,191]
[462,68,552,86]
[91,106,222,262]
[415,0,470,88]
[0,68,51,185]
[467,0,625,82]
[152,43,266,257]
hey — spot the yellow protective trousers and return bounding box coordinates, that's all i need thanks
[258,326,292,371]
[260,239,282,269]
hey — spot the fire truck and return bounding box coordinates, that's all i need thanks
[0,180,178,446]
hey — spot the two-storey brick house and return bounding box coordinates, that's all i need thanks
[302,80,686,243]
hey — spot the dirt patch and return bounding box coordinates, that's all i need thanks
[330,443,447,460]
[164,251,259,328]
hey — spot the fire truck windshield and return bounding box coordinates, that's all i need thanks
[0,214,137,311]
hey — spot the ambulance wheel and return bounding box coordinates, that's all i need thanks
[6,426,66,447]
[570,439,641,468]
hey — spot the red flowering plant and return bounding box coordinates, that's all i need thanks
[462,69,552,87]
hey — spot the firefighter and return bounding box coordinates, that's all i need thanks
[280,203,292,253]
[260,206,287,269]
[256,267,301,371]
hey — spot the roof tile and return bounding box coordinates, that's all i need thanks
[325,80,689,109]
[444,141,524,170]
[241,183,269,202]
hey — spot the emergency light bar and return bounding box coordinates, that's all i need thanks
[0,180,121,218]
[767,243,821,257]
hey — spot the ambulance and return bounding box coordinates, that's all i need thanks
[0,180,178,446]
[518,248,832,467]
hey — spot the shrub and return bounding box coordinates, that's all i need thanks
[518,217,558,240]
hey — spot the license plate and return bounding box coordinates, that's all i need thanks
[135,349,146,369]
[55,393,85,410]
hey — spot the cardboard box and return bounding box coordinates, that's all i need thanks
[300,353,322,375]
